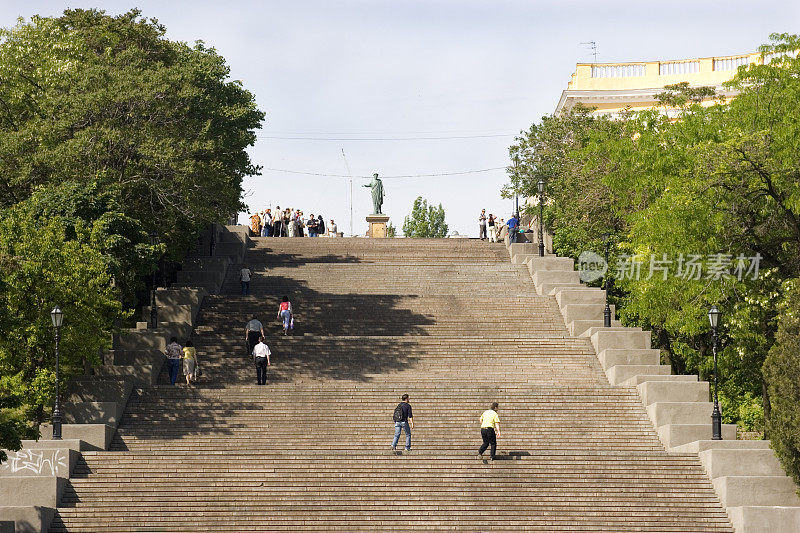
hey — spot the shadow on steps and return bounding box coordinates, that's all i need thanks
[109,388,265,448]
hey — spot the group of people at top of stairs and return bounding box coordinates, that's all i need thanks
[249,208,338,238]
[392,394,502,460]
[479,209,534,244]
[164,337,199,386]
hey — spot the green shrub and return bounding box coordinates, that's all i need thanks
[763,279,800,484]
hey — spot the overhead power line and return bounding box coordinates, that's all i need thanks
[262,166,508,179]
[256,134,515,141]
[264,129,512,135]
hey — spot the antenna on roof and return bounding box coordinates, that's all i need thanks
[581,41,598,63]
[341,148,353,237]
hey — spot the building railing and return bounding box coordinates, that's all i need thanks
[713,56,750,71]
[571,50,799,91]
[660,60,700,76]
[591,64,646,78]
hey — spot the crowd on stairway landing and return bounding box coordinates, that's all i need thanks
[249,208,338,238]
[478,209,538,244]
[478,209,510,243]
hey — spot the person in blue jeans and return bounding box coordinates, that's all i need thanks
[307,214,318,237]
[391,394,414,452]
[240,265,252,295]
[507,214,520,244]
[164,337,183,385]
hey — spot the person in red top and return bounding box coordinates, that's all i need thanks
[277,296,293,335]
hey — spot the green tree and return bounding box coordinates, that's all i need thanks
[386,222,397,238]
[0,203,123,454]
[763,279,800,483]
[0,8,264,462]
[402,197,448,238]
[21,182,157,306]
[504,33,800,435]
[0,9,264,259]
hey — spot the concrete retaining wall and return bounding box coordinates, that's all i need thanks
[511,240,800,533]
[0,224,249,532]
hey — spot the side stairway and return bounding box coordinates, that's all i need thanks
[49,239,735,531]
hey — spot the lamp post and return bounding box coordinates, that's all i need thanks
[537,180,545,257]
[209,224,216,256]
[708,305,723,440]
[603,234,612,327]
[50,306,64,440]
[150,232,159,329]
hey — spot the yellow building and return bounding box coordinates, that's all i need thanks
[555,50,791,118]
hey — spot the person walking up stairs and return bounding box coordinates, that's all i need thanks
[50,238,736,532]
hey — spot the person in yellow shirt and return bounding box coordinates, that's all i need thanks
[182,340,198,385]
[478,402,500,460]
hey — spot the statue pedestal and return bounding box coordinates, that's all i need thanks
[366,215,390,238]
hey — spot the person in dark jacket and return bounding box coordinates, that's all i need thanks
[391,394,414,452]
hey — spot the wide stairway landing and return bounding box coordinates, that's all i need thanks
[51,239,734,532]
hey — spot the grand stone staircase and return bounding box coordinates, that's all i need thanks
[49,238,735,531]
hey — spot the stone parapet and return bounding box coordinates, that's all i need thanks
[2,223,250,532]
[0,508,53,533]
[519,243,800,531]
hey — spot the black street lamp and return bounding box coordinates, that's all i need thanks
[537,180,545,257]
[603,234,612,327]
[150,232,159,329]
[708,305,723,440]
[50,305,64,440]
[209,223,216,256]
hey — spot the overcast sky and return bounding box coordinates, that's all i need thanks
[5,1,800,236]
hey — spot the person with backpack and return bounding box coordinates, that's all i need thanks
[391,394,413,452]
[245,317,265,356]
[252,336,271,385]
[478,402,501,460]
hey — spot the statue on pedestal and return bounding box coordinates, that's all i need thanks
[363,173,385,215]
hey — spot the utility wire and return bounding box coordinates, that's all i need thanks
[256,134,515,141]
[264,129,512,135]
[261,167,508,179]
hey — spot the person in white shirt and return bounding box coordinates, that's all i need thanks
[328,220,338,237]
[261,209,272,237]
[488,214,497,243]
[288,210,297,237]
[240,265,252,295]
[252,336,271,385]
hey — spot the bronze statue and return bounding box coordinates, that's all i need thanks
[363,173,385,214]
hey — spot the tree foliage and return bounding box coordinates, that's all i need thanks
[0,8,263,461]
[0,203,123,448]
[0,9,264,258]
[402,197,448,238]
[764,280,800,484]
[505,34,800,441]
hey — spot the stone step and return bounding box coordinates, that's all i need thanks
[49,240,740,532]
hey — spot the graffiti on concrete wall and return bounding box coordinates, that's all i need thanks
[0,448,67,476]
